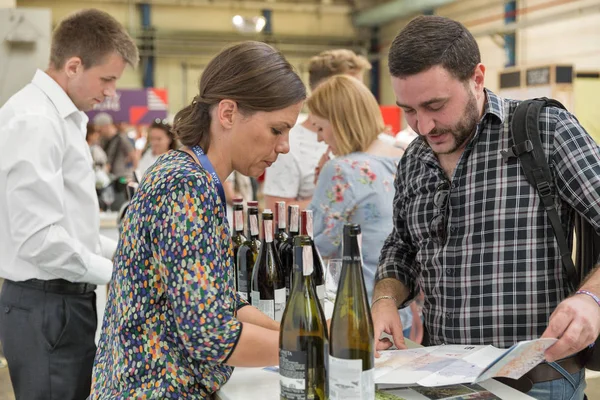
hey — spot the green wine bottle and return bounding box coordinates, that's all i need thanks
[279,235,328,400]
[328,224,374,400]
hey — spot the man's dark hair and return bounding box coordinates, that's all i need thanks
[388,15,480,81]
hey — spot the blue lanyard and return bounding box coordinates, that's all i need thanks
[191,145,226,206]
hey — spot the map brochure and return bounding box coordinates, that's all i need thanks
[376,383,501,399]
[374,338,557,387]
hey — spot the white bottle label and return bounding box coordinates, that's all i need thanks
[264,220,273,243]
[234,210,244,231]
[329,356,374,400]
[274,288,286,322]
[290,206,299,232]
[238,291,248,301]
[280,349,307,399]
[305,211,314,238]
[277,202,286,230]
[250,214,259,236]
[303,246,313,276]
[252,288,286,322]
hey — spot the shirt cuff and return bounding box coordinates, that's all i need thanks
[77,254,113,285]
[99,234,118,260]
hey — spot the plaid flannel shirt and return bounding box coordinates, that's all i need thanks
[377,89,600,348]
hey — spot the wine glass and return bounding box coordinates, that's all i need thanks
[325,258,343,303]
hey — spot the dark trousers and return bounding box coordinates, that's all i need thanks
[0,280,97,400]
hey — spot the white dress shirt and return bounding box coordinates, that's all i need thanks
[0,70,116,285]
[263,124,328,199]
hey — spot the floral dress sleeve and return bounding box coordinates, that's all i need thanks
[156,176,242,365]
[309,159,356,259]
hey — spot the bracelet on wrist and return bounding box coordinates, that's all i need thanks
[575,289,600,308]
[371,295,398,308]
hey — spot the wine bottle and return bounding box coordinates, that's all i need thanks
[231,198,247,292]
[300,210,326,309]
[251,210,286,321]
[279,235,328,400]
[236,201,260,302]
[274,201,289,253]
[279,205,300,301]
[328,224,374,400]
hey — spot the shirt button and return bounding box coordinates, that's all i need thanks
[450,226,457,233]
[446,268,452,275]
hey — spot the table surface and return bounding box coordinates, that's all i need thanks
[216,300,534,400]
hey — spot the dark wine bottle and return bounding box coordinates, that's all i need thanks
[279,205,300,301]
[328,224,374,400]
[251,209,286,321]
[279,235,328,400]
[236,201,260,302]
[273,201,288,253]
[300,210,326,309]
[231,198,246,292]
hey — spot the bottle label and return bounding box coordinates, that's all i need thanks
[234,210,244,232]
[290,207,299,232]
[250,214,259,236]
[329,356,374,400]
[251,288,287,322]
[303,246,313,276]
[274,287,286,322]
[264,220,273,243]
[277,202,286,229]
[237,264,248,299]
[306,213,314,238]
[279,349,307,399]
[238,291,248,301]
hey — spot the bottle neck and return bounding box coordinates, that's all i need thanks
[300,212,313,238]
[263,218,274,243]
[275,203,286,233]
[288,211,299,236]
[292,241,314,289]
[233,207,244,233]
[342,233,362,262]
[248,211,259,239]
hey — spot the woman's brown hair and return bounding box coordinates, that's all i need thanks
[174,41,306,152]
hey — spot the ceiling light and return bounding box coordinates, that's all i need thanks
[232,15,267,34]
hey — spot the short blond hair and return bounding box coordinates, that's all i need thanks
[307,75,384,156]
[308,49,372,90]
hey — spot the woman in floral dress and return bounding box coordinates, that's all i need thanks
[307,75,421,338]
[90,41,305,399]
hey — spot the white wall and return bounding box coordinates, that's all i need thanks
[0,0,16,8]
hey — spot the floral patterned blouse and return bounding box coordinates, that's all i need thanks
[308,152,401,304]
[91,150,247,399]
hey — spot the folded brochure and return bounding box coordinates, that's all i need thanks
[375,338,557,387]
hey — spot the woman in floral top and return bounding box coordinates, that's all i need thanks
[90,42,305,399]
[307,75,420,336]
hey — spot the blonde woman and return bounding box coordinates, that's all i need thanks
[307,75,421,340]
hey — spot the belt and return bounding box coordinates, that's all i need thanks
[495,352,584,393]
[13,279,97,295]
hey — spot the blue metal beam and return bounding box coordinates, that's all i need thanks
[504,1,517,67]
[140,3,154,88]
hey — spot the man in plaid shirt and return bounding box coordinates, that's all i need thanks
[372,15,600,399]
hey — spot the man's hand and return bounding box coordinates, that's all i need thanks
[541,292,600,362]
[372,298,407,357]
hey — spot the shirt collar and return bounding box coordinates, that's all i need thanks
[31,69,82,120]
[483,88,505,124]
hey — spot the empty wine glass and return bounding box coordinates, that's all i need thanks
[325,258,343,303]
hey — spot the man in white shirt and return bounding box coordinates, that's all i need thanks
[263,49,372,211]
[0,9,138,400]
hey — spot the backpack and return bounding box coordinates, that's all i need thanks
[501,97,600,370]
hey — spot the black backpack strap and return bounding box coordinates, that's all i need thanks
[501,97,579,290]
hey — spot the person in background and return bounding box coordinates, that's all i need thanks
[136,118,178,178]
[94,112,137,210]
[373,16,600,400]
[306,75,421,340]
[0,9,138,399]
[90,41,305,398]
[263,48,372,212]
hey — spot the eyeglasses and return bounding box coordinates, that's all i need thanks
[429,181,450,244]
[154,118,169,125]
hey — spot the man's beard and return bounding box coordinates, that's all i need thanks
[424,91,480,155]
